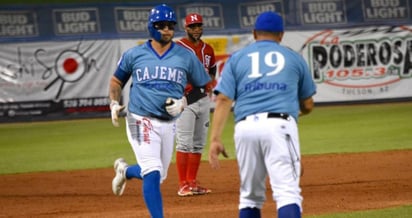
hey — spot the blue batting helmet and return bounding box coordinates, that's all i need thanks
[148,4,177,41]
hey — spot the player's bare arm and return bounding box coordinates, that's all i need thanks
[109,76,125,127]
[299,97,314,116]
[109,76,123,102]
[209,93,231,169]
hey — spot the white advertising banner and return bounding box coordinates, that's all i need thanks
[284,25,412,102]
[1,25,411,122]
[0,40,119,101]
[199,25,412,103]
[0,40,120,121]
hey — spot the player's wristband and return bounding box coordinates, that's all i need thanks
[110,100,119,110]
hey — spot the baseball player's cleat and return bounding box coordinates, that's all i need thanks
[112,158,128,196]
[191,185,211,195]
[190,181,211,195]
[177,183,194,197]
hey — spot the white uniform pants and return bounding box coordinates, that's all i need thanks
[126,112,176,182]
[234,112,303,211]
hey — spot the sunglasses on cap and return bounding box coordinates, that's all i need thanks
[187,23,203,29]
[153,21,176,30]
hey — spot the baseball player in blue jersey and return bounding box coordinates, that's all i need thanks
[208,11,316,218]
[109,4,210,218]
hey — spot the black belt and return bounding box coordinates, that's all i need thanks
[151,114,173,121]
[186,87,207,105]
[239,113,290,121]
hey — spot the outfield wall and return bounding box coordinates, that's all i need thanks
[1,0,412,122]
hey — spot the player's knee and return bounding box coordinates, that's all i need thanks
[192,145,204,153]
[176,144,192,152]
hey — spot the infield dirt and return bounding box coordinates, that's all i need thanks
[1,150,411,217]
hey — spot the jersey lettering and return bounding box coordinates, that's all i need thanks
[136,66,184,84]
[244,81,287,91]
[247,51,285,78]
[204,54,211,68]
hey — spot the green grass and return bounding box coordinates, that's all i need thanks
[299,102,412,154]
[0,118,131,174]
[0,102,411,218]
[307,205,412,218]
[1,102,411,175]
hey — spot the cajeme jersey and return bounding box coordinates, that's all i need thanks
[114,40,211,119]
[215,40,316,122]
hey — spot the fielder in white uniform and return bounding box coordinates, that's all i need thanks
[208,11,316,218]
[109,4,210,218]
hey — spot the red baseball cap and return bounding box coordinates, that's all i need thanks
[185,13,203,27]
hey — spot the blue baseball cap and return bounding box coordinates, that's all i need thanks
[254,11,284,32]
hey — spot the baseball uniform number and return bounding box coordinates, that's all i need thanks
[248,51,285,78]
